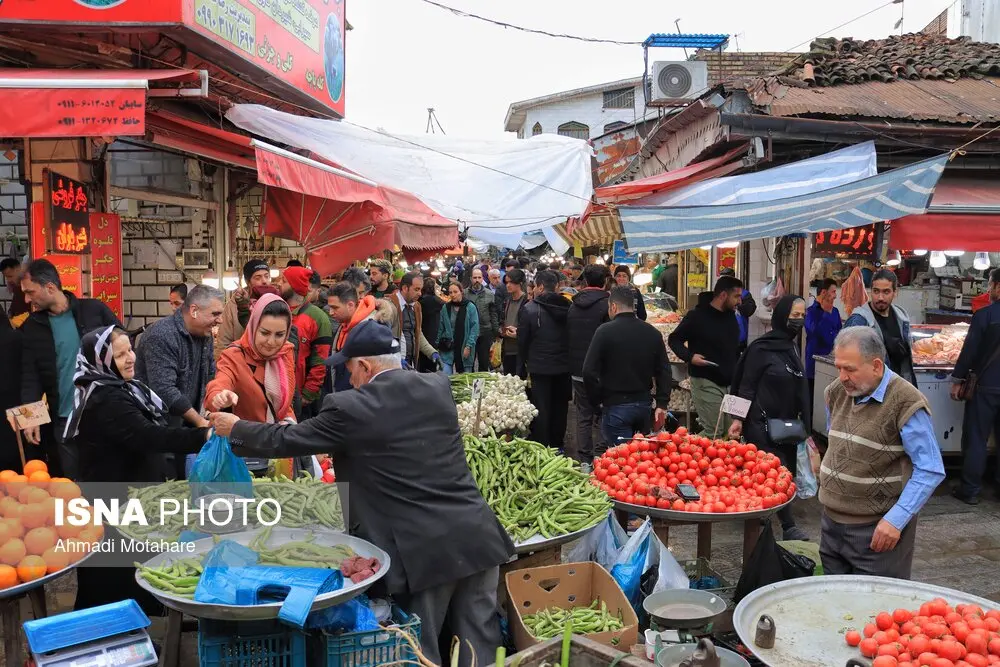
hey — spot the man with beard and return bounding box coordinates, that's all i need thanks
[518,269,571,450]
[820,326,944,579]
[369,259,396,299]
[217,259,276,355]
[844,269,916,386]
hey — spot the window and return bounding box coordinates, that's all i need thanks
[531,122,542,136]
[557,121,589,140]
[603,121,628,134]
[603,87,635,109]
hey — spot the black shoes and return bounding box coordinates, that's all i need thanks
[952,489,980,505]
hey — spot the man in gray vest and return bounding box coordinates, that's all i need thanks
[844,269,916,386]
[821,326,944,579]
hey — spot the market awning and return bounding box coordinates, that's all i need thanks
[553,211,622,247]
[0,69,207,138]
[888,213,1000,251]
[620,153,949,254]
[146,110,256,170]
[253,141,457,274]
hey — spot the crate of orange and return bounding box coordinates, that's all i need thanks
[0,460,100,596]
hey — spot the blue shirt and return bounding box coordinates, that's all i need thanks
[826,369,945,531]
[804,301,842,379]
[50,310,81,418]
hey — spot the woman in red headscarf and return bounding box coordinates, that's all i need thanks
[205,293,296,425]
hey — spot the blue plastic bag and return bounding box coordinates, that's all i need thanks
[188,433,253,499]
[305,594,379,633]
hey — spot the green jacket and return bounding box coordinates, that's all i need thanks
[465,285,499,335]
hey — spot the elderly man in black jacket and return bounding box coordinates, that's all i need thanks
[518,269,572,450]
[210,320,514,667]
[567,264,610,463]
[20,258,119,476]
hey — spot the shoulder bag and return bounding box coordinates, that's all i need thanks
[958,342,1000,401]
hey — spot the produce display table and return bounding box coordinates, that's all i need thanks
[613,499,791,564]
[0,568,70,667]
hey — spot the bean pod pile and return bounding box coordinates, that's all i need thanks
[591,428,796,513]
[464,434,611,543]
[523,601,624,640]
[843,598,1000,667]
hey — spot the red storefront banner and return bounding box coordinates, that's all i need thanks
[29,203,83,298]
[889,213,1000,252]
[0,87,145,138]
[0,0,181,23]
[715,246,737,273]
[89,213,124,321]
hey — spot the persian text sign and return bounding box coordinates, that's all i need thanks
[29,202,84,297]
[90,213,124,321]
[0,0,182,24]
[812,224,882,260]
[0,87,145,138]
[45,170,91,255]
[186,0,345,116]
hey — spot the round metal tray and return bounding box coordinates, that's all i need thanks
[134,527,390,621]
[512,515,606,555]
[0,549,95,600]
[733,575,999,667]
[613,497,791,523]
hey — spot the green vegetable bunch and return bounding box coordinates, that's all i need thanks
[523,601,624,640]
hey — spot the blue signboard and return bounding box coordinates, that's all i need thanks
[612,239,638,265]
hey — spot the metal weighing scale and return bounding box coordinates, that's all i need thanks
[22,600,157,667]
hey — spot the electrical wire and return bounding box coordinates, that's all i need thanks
[780,0,900,53]
[415,0,643,46]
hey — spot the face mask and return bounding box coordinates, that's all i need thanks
[786,319,803,335]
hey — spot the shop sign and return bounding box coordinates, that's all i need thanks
[612,239,638,265]
[187,0,346,117]
[44,170,91,255]
[811,224,882,260]
[0,0,182,23]
[0,88,146,138]
[90,213,124,321]
[715,246,737,273]
[29,202,84,297]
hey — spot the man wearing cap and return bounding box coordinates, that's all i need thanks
[209,320,514,667]
[279,266,332,411]
[216,259,275,357]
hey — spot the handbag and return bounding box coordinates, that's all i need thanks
[765,417,809,446]
[958,343,1000,401]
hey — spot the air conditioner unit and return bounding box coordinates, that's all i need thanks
[651,61,708,105]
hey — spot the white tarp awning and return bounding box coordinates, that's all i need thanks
[226,105,594,252]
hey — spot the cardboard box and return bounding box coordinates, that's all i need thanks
[506,561,639,652]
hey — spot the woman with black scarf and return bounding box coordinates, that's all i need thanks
[65,325,209,611]
[728,295,811,541]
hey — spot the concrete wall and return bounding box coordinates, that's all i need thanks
[515,83,646,140]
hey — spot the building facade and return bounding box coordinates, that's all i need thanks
[504,77,646,141]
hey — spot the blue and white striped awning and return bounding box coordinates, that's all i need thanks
[620,153,949,254]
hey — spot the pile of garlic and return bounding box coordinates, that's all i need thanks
[456,374,537,435]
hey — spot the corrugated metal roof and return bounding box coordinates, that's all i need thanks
[763,77,1000,123]
[643,34,729,49]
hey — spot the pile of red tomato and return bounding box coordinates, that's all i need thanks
[590,428,795,513]
[843,598,1000,666]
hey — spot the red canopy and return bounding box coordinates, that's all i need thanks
[889,213,1000,252]
[254,142,456,274]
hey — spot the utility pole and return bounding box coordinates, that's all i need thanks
[426,108,446,135]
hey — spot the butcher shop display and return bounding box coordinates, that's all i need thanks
[911,324,969,367]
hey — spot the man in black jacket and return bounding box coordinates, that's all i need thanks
[518,270,572,450]
[20,259,120,476]
[209,320,514,667]
[584,286,670,445]
[568,264,610,462]
[668,276,743,438]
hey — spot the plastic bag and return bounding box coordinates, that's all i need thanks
[305,594,379,632]
[760,276,786,311]
[490,340,503,370]
[188,433,253,499]
[734,520,814,603]
[841,266,869,315]
[795,442,818,499]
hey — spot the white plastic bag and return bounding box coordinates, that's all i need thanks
[795,441,818,499]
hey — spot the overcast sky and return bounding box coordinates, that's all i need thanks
[343,0,955,138]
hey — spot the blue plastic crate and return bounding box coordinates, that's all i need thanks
[323,607,421,667]
[198,618,308,667]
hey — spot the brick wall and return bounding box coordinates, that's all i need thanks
[692,50,797,85]
[0,150,28,311]
[922,10,948,35]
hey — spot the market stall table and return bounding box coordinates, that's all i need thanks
[732,575,999,667]
[613,498,793,564]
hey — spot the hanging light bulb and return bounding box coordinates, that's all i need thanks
[717,241,740,249]
[201,264,219,288]
[929,251,947,268]
[595,257,606,265]
[886,250,902,267]
[222,269,239,292]
[699,245,713,250]
[944,250,966,257]
[974,252,990,270]
[912,249,928,256]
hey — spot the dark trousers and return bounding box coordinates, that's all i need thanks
[502,354,518,376]
[474,335,494,372]
[395,567,500,667]
[572,379,604,463]
[820,512,917,579]
[49,416,74,479]
[529,373,571,450]
[600,401,652,448]
[960,389,1000,497]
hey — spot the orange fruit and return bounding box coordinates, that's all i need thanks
[79,525,104,543]
[0,470,17,484]
[40,547,68,574]
[0,564,17,589]
[27,471,50,489]
[0,538,27,566]
[15,556,46,583]
[18,503,48,530]
[0,518,24,539]
[18,486,49,505]
[22,460,47,478]
[0,521,13,545]
[56,522,84,540]
[23,527,56,556]
[48,480,81,501]
[5,475,28,498]
[63,539,90,564]
[0,497,20,519]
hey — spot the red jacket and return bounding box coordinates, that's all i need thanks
[291,302,332,403]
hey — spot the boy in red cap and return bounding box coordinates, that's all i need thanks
[280,266,332,414]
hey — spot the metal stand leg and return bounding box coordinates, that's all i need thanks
[2,597,22,667]
[743,519,763,564]
[158,608,183,667]
[615,509,630,531]
[653,520,670,547]
[26,586,46,620]
[697,522,713,561]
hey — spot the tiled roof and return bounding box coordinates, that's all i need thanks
[782,34,1000,87]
